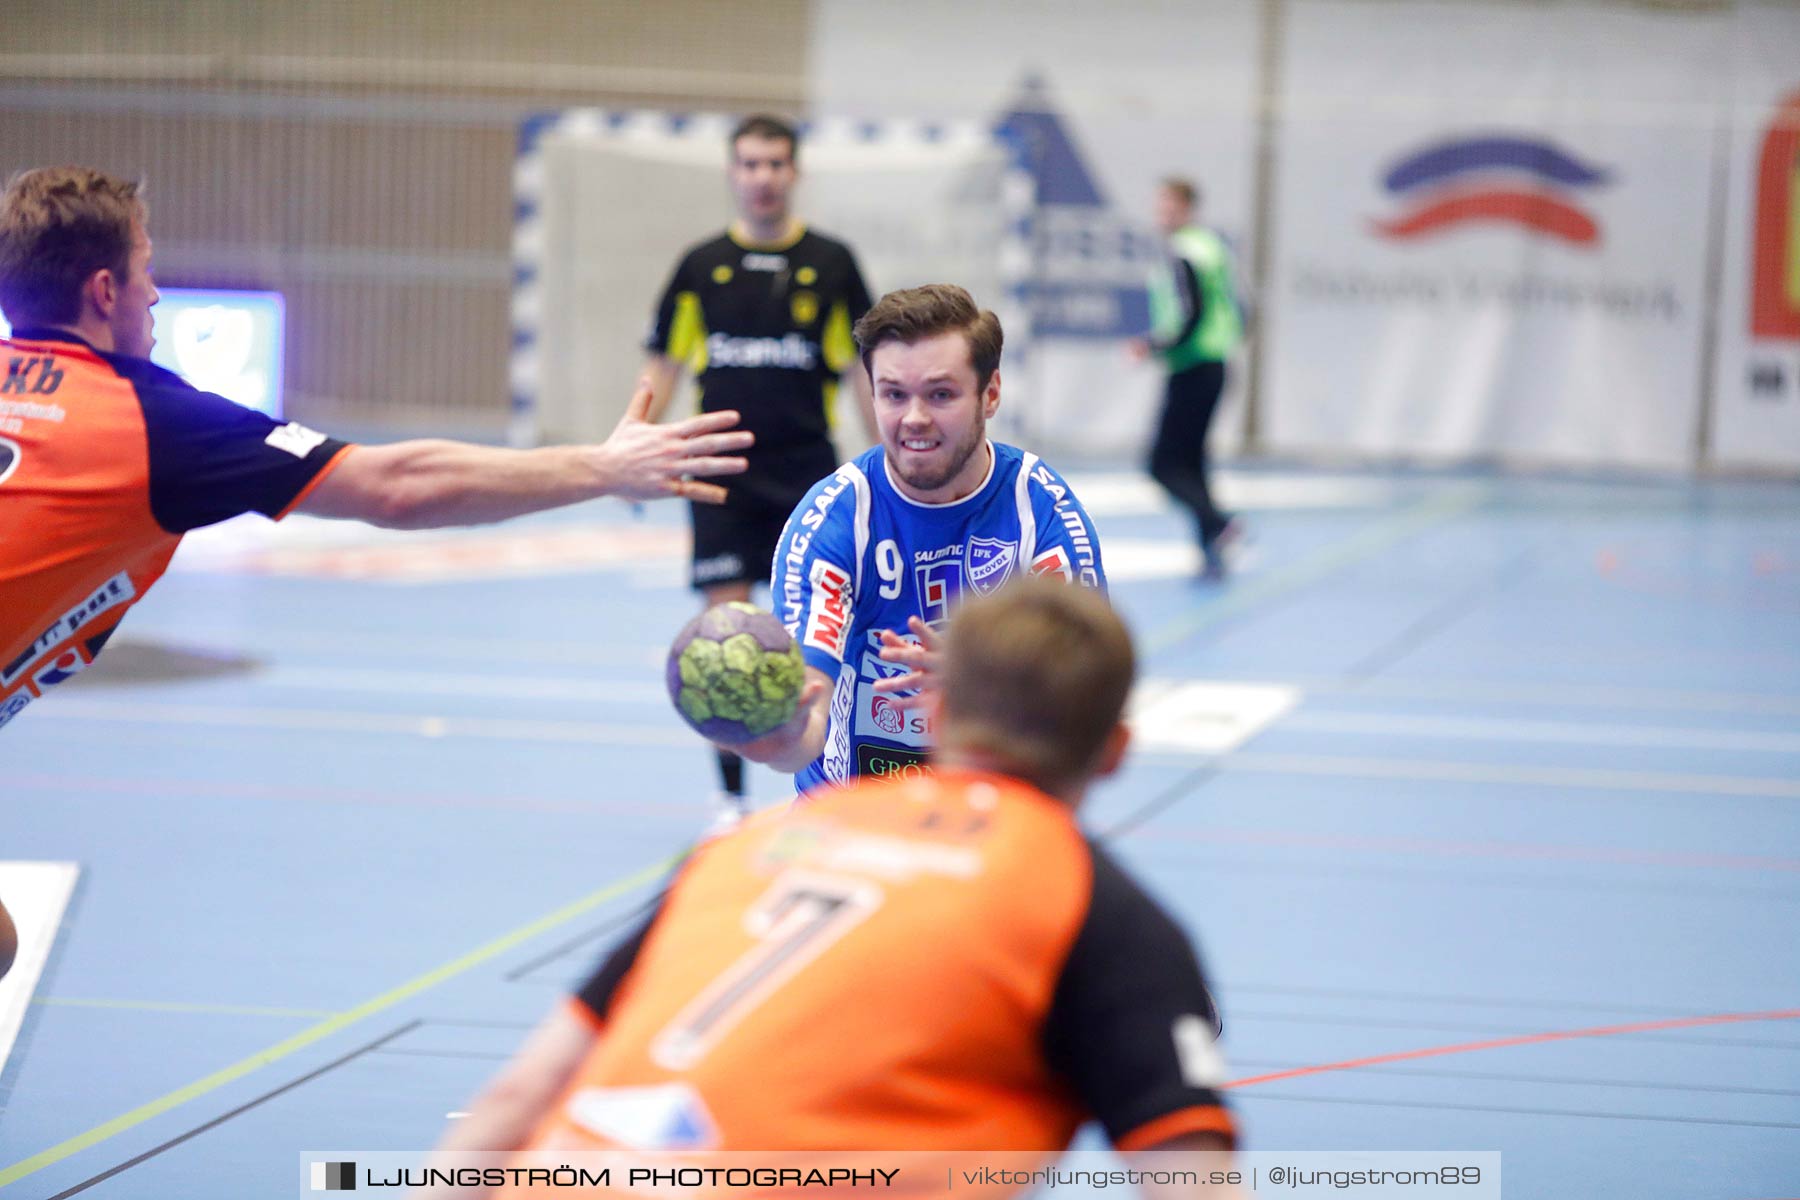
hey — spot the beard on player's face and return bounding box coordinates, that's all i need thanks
[891,408,987,493]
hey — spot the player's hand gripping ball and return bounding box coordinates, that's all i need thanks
[667,602,806,744]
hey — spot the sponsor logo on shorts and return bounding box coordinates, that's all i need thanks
[803,561,852,658]
[692,551,745,584]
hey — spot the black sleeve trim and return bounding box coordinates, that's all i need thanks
[1042,841,1229,1146]
[107,354,348,532]
[573,894,669,1022]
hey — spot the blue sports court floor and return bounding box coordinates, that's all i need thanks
[2,463,1797,1199]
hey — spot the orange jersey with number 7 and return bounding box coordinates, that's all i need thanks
[517,770,1233,1155]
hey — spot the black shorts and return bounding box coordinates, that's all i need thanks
[690,442,839,591]
[689,500,791,591]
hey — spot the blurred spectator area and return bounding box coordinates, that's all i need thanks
[0,1,809,435]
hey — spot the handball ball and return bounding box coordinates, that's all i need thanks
[667,602,805,745]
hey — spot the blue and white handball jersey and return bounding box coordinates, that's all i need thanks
[771,441,1106,795]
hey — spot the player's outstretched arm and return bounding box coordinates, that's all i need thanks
[297,379,751,529]
[733,668,832,773]
[414,1005,598,1198]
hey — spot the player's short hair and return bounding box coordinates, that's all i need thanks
[0,166,146,327]
[853,284,1004,392]
[1160,177,1200,210]
[730,114,799,162]
[937,578,1135,796]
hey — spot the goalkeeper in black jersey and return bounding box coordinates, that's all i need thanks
[641,114,877,819]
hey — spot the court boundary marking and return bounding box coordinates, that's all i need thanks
[1223,1007,1800,1091]
[0,857,677,1192]
[42,1023,420,1200]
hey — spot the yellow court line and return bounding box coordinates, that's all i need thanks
[0,857,676,1192]
[32,998,341,1019]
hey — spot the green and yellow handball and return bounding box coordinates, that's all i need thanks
[665,601,806,744]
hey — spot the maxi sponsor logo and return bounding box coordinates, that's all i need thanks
[804,561,852,658]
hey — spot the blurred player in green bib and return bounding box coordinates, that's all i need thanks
[1130,177,1245,579]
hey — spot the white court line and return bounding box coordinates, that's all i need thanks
[0,862,80,1079]
[113,665,1800,754]
[31,700,694,747]
[1169,752,1800,801]
[1310,677,1800,719]
[1283,712,1800,755]
[133,630,670,669]
[259,666,669,704]
[24,701,1800,799]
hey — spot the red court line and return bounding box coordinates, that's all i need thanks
[1225,1008,1800,1090]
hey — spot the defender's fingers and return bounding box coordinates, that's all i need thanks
[681,455,750,478]
[682,431,755,457]
[671,409,746,437]
[622,378,655,424]
[883,684,932,710]
[677,480,730,505]
[870,672,926,695]
[908,615,940,646]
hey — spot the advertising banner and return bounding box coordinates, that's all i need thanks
[1263,1,1721,470]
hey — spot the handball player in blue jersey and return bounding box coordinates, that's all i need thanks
[735,284,1107,795]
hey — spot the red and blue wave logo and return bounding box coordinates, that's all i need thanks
[1372,134,1612,247]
